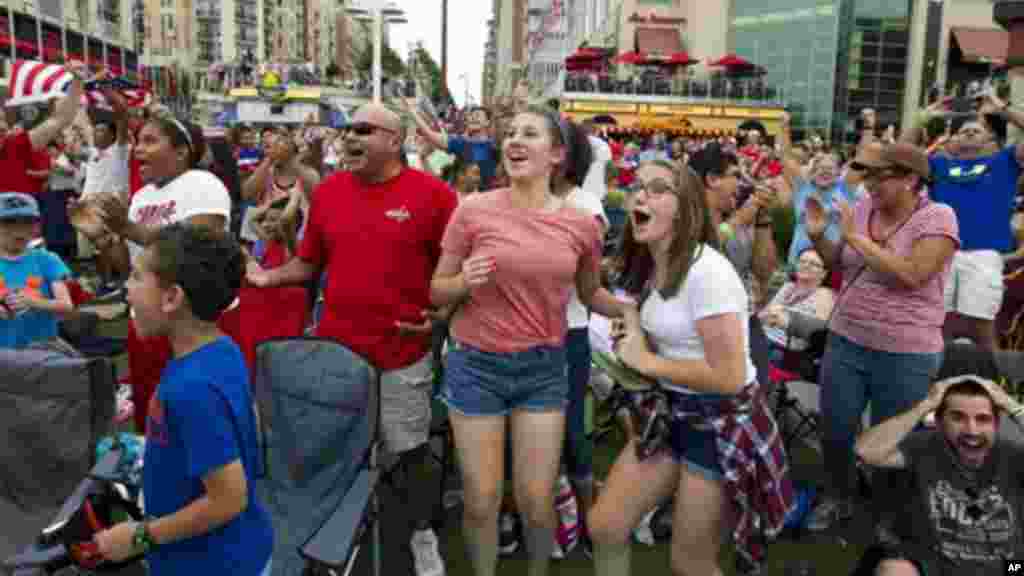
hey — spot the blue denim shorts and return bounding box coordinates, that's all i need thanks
[440,339,568,417]
[667,392,726,482]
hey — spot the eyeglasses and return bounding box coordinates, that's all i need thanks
[348,123,396,136]
[798,259,825,270]
[857,167,908,182]
[625,179,674,198]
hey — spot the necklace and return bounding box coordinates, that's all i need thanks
[867,196,925,247]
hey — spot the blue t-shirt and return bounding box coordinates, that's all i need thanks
[787,179,859,269]
[448,136,498,190]
[929,146,1020,252]
[143,337,273,576]
[0,249,70,348]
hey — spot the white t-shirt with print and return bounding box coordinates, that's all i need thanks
[566,186,608,329]
[640,244,756,394]
[128,169,231,261]
[82,143,130,198]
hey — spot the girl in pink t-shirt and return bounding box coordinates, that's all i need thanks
[802,142,959,533]
[431,108,625,576]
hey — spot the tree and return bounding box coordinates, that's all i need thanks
[354,22,406,82]
[409,45,448,105]
[325,61,340,80]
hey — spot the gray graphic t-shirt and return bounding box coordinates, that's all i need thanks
[901,430,1024,575]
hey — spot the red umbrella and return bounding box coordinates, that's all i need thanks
[614,51,646,65]
[567,47,607,60]
[709,54,755,68]
[666,52,698,66]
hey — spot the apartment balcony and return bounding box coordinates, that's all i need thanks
[235,9,258,23]
[196,7,220,20]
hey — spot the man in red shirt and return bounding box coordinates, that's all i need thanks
[0,62,85,195]
[249,103,457,576]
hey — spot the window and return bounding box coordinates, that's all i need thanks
[882,44,906,60]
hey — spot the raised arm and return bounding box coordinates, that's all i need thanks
[403,101,447,151]
[29,62,85,150]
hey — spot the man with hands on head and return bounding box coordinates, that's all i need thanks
[854,374,1024,576]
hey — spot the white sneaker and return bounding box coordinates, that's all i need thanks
[551,539,566,560]
[632,507,657,546]
[411,529,446,576]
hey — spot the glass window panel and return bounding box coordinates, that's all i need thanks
[882,60,905,75]
[878,76,904,91]
[858,43,880,58]
[883,44,907,59]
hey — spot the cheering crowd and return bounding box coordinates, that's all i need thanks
[3,59,1024,576]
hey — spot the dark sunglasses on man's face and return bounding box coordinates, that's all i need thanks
[349,123,395,137]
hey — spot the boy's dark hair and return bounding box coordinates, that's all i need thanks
[688,142,738,184]
[148,224,243,322]
[936,378,998,421]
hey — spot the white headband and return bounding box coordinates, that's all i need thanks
[167,117,193,154]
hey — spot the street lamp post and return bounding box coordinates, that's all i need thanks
[347,0,407,103]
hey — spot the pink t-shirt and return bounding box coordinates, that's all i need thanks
[831,197,959,354]
[443,188,603,353]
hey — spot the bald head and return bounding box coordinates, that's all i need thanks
[353,103,402,134]
[346,103,406,182]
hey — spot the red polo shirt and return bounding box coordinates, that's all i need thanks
[298,167,458,370]
[0,132,36,194]
[26,148,50,195]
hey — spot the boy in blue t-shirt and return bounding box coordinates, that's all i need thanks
[94,224,273,576]
[0,192,75,348]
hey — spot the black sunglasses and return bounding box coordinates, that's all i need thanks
[348,123,396,136]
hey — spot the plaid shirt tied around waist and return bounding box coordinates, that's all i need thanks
[669,383,796,574]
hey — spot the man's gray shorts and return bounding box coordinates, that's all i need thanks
[380,353,433,458]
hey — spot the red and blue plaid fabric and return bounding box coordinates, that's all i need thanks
[670,383,796,574]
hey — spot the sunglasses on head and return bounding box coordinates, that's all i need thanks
[348,123,396,136]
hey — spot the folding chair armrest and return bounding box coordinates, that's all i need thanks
[300,468,380,569]
[87,449,124,483]
[787,311,827,341]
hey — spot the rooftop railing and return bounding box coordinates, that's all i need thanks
[563,72,786,106]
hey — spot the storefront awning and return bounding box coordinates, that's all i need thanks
[951,27,1007,65]
[636,27,680,57]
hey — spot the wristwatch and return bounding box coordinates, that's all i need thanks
[132,521,156,553]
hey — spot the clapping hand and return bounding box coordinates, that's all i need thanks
[803,196,828,240]
[93,192,130,236]
[836,199,855,241]
[461,255,496,289]
[613,305,650,373]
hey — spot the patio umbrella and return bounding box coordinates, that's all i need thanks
[665,52,698,67]
[709,54,755,69]
[614,51,646,65]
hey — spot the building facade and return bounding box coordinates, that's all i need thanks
[0,0,138,81]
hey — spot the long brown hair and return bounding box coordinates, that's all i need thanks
[616,160,718,300]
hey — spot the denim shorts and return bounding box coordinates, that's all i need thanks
[666,391,726,483]
[440,339,568,417]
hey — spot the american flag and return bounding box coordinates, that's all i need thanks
[5,60,153,110]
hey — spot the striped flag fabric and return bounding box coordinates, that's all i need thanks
[5,60,153,109]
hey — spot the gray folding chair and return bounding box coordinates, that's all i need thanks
[250,338,381,576]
